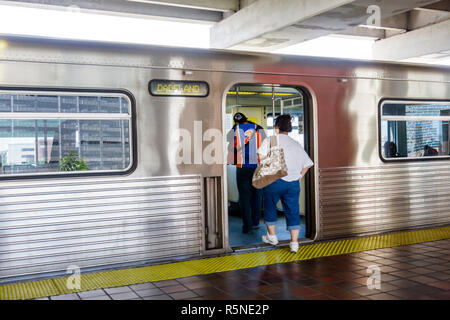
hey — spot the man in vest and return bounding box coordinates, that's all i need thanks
[231,112,266,234]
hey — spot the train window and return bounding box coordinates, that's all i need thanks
[0,91,133,177]
[380,101,450,161]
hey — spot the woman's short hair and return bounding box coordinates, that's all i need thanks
[274,114,293,132]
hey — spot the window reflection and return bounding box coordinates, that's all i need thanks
[381,103,450,159]
[0,93,131,176]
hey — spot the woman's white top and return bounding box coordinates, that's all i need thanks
[258,134,314,182]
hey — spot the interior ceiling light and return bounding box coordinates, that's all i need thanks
[227,92,294,96]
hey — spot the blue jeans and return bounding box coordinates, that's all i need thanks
[263,179,300,231]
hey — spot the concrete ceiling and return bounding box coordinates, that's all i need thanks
[1,0,449,63]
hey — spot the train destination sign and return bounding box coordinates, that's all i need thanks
[149,80,209,97]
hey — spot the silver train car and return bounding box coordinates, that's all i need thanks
[0,36,449,282]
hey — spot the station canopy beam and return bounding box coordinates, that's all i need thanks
[422,0,450,11]
[373,18,450,61]
[126,0,239,12]
[210,0,443,51]
[0,0,229,22]
[1,0,449,62]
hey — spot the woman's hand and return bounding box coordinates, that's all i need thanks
[301,166,312,178]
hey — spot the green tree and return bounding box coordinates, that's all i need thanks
[58,152,88,172]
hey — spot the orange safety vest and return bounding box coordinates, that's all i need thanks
[234,124,263,168]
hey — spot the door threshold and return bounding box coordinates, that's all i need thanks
[231,238,313,254]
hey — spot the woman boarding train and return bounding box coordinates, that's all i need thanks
[230,113,314,252]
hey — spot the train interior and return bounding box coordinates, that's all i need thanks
[225,84,309,248]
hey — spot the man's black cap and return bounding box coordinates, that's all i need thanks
[233,112,247,124]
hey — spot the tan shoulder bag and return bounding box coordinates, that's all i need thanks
[252,135,288,189]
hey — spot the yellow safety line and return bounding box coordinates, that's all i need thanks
[0,225,449,300]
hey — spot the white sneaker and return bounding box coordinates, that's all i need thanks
[262,234,279,245]
[289,242,299,253]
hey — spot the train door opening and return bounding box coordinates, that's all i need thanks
[225,84,313,249]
